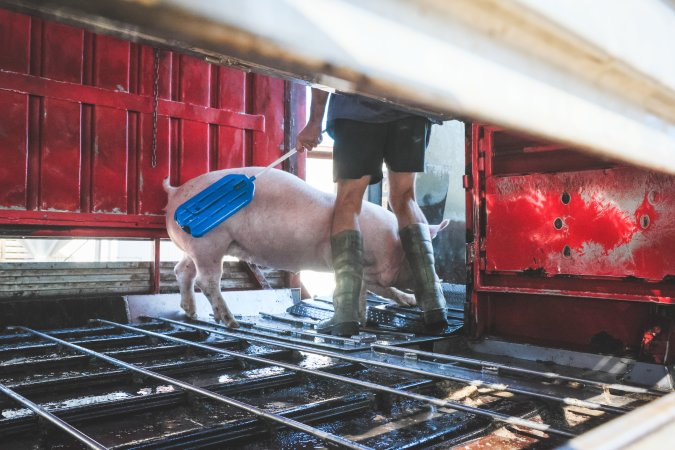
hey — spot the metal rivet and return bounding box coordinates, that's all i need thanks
[640,214,650,229]
[648,191,659,205]
[554,218,564,230]
[562,246,571,258]
[561,192,571,204]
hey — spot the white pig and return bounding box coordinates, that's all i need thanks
[164,167,448,328]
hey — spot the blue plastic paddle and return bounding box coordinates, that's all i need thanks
[174,149,298,237]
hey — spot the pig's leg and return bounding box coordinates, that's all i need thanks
[367,284,417,307]
[193,257,239,328]
[175,254,197,318]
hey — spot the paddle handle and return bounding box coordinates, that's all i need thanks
[253,129,325,180]
[253,148,298,180]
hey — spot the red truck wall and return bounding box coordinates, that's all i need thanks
[0,9,305,238]
[466,124,675,362]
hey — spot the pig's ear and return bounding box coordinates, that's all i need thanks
[429,219,449,239]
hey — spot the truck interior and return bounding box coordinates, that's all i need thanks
[0,1,673,449]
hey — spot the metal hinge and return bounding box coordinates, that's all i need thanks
[478,137,488,154]
[462,174,472,189]
[477,157,485,172]
[466,243,475,263]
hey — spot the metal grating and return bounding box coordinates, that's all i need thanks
[0,307,665,449]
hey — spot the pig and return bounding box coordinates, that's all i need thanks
[163,167,448,328]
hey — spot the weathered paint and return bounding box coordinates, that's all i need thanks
[0,9,305,238]
[467,124,675,358]
[485,168,674,280]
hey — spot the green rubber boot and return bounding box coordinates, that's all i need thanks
[316,230,363,337]
[400,224,449,332]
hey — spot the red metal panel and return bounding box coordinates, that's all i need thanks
[178,119,210,183]
[42,22,83,83]
[138,114,170,215]
[0,9,30,73]
[0,10,303,238]
[177,54,210,181]
[40,97,81,211]
[252,75,285,167]
[216,67,246,169]
[0,90,27,207]
[179,54,210,106]
[467,124,675,358]
[92,107,129,212]
[92,36,130,213]
[482,293,651,352]
[485,168,674,280]
[93,35,130,90]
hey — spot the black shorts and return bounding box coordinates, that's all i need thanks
[328,116,432,185]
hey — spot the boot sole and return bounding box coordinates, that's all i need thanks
[423,309,448,325]
[316,321,359,337]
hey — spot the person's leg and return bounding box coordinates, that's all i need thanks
[385,117,448,332]
[387,171,426,229]
[320,118,383,336]
[316,176,370,336]
[389,171,448,331]
[332,176,371,235]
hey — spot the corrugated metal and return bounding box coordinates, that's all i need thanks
[159,261,285,294]
[0,261,286,298]
[0,9,303,237]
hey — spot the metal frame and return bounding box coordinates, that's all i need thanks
[369,344,663,397]
[161,318,645,417]
[93,319,576,438]
[465,122,674,354]
[12,325,371,450]
[0,382,106,449]
[1,0,674,173]
[0,315,666,447]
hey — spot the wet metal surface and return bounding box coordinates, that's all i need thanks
[0,298,666,449]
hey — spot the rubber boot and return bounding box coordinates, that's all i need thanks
[315,230,363,337]
[399,224,449,332]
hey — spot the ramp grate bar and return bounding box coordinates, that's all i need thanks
[0,381,107,450]
[11,326,371,450]
[151,318,577,438]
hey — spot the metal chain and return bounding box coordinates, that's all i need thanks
[151,48,160,168]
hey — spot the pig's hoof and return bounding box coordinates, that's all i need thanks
[224,319,240,329]
[180,302,197,318]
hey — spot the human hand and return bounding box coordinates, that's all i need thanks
[295,122,323,152]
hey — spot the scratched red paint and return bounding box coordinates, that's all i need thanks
[633,192,660,230]
[486,187,637,265]
[485,168,674,280]
[565,194,637,253]
[471,125,675,354]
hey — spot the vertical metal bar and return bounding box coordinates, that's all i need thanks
[282,79,297,175]
[14,326,371,450]
[97,319,577,438]
[244,72,255,168]
[0,382,107,450]
[152,238,161,294]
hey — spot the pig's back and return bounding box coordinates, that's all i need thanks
[167,168,335,272]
